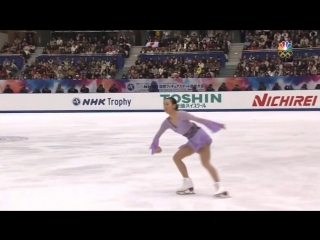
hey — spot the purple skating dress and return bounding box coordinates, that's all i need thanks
[150,111,224,154]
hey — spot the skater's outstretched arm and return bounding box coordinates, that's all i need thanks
[150,121,169,155]
[179,111,225,132]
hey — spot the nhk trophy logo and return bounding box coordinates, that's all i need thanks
[278,41,293,59]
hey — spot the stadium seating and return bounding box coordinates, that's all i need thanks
[0,55,24,70]
[3,30,320,92]
[31,31,132,79]
[22,56,119,79]
[0,32,36,70]
[236,30,320,77]
[45,31,131,58]
[242,30,320,50]
[127,31,231,79]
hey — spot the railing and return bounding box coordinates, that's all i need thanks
[13,30,37,33]
[0,54,23,56]
[140,51,224,55]
[51,30,133,32]
[37,53,123,56]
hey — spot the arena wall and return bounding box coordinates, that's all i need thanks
[0,91,319,113]
[0,33,9,51]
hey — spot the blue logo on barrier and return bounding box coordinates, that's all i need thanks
[127,83,135,91]
[73,98,81,106]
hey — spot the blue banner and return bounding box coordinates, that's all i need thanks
[37,54,125,69]
[139,52,226,67]
[242,47,320,59]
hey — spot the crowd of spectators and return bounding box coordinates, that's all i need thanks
[2,84,119,94]
[143,31,231,53]
[124,56,222,79]
[0,59,20,79]
[235,50,320,77]
[1,34,34,64]
[42,32,131,59]
[126,31,230,79]
[235,30,320,77]
[234,49,320,77]
[242,30,320,50]
[22,57,119,79]
[0,31,133,79]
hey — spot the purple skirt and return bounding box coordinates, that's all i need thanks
[179,128,212,152]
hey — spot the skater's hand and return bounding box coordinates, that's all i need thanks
[221,125,226,129]
[155,147,162,153]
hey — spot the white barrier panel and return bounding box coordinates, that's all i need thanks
[0,91,319,113]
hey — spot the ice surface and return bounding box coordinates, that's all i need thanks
[0,111,319,210]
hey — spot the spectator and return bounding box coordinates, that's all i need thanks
[108,84,118,93]
[218,83,228,91]
[148,81,159,92]
[245,85,253,91]
[284,85,294,90]
[20,85,28,93]
[80,84,89,93]
[0,65,8,79]
[301,84,308,90]
[56,84,64,93]
[3,85,13,93]
[258,82,267,90]
[206,84,215,91]
[272,82,281,90]
[42,86,51,93]
[33,87,41,93]
[232,85,241,91]
[0,59,20,79]
[68,86,78,93]
[96,84,105,93]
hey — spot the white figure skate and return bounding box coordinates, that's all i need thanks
[176,178,195,195]
[213,183,229,198]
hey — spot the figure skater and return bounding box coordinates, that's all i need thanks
[150,97,228,197]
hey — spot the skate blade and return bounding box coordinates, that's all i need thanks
[213,191,230,198]
[176,188,195,195]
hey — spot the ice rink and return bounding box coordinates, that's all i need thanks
[0,111,319,210]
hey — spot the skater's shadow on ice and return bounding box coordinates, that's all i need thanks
[149,189,227,199]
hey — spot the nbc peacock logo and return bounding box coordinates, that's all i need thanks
[278,41,293,58]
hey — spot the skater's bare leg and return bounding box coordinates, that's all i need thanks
[173,146,194,178]
[198,144,228,196]
[198,144,220,182]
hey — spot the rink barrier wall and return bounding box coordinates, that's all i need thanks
[0,90,320,113]
[2,76,320,93]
